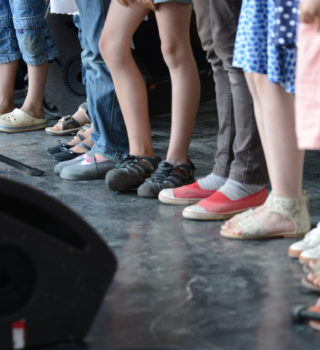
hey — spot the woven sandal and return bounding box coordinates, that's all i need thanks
[45,103,90,136]
[220,193,311,240]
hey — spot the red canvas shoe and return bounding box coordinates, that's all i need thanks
[158,181,216,205]
[182,187,268,220]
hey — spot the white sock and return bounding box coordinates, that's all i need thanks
[197,173,227,190]
[219,179,265,200]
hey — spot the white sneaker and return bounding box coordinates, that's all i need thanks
[288,223,320,258]
[299,244,320,264]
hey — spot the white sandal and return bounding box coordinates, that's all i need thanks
[220,193,311,240]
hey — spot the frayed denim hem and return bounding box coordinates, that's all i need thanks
[0,53,22,64]
[22,48,59,66]
[92,147,126,161]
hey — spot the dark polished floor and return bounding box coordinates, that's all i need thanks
[1,100,320,350]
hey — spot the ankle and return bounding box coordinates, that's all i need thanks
[94,154,111,163]
[197,173,227,190]
[21,101,44,119]
[0,99,14,114]
[219,179,265,200]
[131,151,156,159]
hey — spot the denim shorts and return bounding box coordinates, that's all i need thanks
[0,0,58,65]
[154,0,193,4]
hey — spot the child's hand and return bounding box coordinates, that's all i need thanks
[300,0,320,30]
[137,0,156,11]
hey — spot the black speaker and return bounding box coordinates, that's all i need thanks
[45,14,85,116]
[0,177,117,350]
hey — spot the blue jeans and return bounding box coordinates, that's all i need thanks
[0,0,58,65]
[72,14,86,86]
[75,0,128,158]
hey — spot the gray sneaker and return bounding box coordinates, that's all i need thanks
[106,155,161,192]
[137,160,196,198]
[60,156,116,180]
[54,152,94,175]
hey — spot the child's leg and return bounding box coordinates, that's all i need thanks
[155,2,200,164]
[99,0,154,157]
[247,73,304,198]
[21,62,48,119]
[224,73,306,236]
[0,60,19,114]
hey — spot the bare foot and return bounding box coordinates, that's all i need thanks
[21,105,45,119]
[222,206,295,237]
[94,154,112,163]
[0,103,14,115]
[222,204,265,231]
[50,104,90,131]
[68,126,93,147]
[70,138,93,153]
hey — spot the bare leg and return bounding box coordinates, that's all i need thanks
[0,60,19,114]
[21,62,49,119]
[224,74,305,235]
[99,1,154,157]
[156,3,200,164]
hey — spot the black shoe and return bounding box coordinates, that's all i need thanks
[105,154,161,192]
[137,160,196,198]
[47,142,72,155]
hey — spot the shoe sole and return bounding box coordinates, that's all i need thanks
[220,229,306,240]
[45,126,81,136]
[106,174,145,192]
[0,123,48,133]
[183,208,246,221]
[60,173,105,181]
[158,193,205,205]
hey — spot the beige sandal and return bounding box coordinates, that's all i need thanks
[220,193,311,240]
[0,108,47,133]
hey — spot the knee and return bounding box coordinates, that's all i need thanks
[161,39,189,69]
[99,34,130,71]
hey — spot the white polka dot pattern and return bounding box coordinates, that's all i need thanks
[233,0,298,94]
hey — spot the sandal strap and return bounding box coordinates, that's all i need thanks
[74,133,85,142]
[77,142,91,152]
[78,102,90,122]
[314,260,320,275]
[265,194,310,233]
[60,115,81,130]
[238,212,267,237]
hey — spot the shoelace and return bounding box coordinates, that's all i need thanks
[150,162,190,185]
[118,154,156,175]
[150,162,174,183]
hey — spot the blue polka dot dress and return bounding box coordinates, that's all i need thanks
[233,0,299,94]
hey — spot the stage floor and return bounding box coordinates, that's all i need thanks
[1,100,320,350]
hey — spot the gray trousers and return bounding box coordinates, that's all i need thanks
[193,0,268,185]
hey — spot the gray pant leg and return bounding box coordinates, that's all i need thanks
[193,0,268,185]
